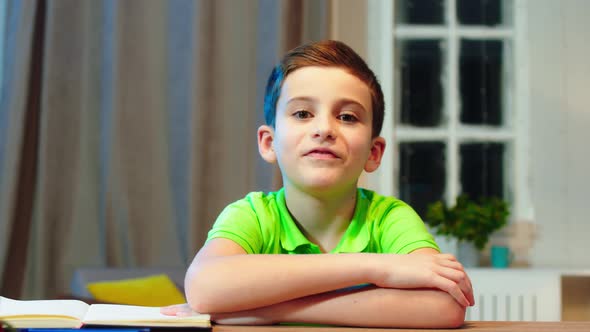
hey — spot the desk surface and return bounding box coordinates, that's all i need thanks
[213,321,590,332]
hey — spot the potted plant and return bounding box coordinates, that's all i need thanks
[425,194,510,266]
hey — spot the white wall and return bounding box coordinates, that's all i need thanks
[528,0,590,268]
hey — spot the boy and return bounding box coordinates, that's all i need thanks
[163,40,474,328]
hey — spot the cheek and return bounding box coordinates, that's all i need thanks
[275,125,303,149]
[272,133,295,160]
[348,134,373,157]
[355,145,373,162]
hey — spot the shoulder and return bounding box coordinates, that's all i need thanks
[358,188,419,219]
[209,190,284,254]
[358,189,439,254]
[215,189,290,235]
[224,190,282,214]
[219,190,283,220]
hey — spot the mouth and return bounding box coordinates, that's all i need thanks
[305,148,339,159]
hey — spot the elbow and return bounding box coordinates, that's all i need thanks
[437,293,467,328]
[184,269,219,314]
[444,304,466,329]
[187,296,217,314]
[185,268,237,314]
[377,288,467,329]
[185,285,224,314]
[408,290,466,329]
[187,292,241,314]
[186,284,222,314]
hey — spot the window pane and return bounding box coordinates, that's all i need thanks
[459,40,503,126]
[395,0,445,25]
[460,143,504,199]
[399,142,446,217]
[398,40,444,127]
[457,0,509,26]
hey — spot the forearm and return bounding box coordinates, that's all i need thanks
[186,253,375,313]
[213,286,466,328]
[186,240,472,315]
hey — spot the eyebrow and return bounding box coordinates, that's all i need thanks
[286,97,368,113]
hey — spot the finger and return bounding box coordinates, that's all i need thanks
[176,309,197,317]
[444,268,474,306]
[440,259,474,306]
[436,265,466,284]
[437,253,458,262]
[160,306,177,315]
[160,303,187,315]
[435,266,474,306]
[464,274,475,305]
[456,275,474,306]
[437,258,464,272]
[454,270,474,306]
[436,276,470,307]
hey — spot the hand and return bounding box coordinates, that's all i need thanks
[374,253,474,307]
[160,302,276,325]
[160,303,196,317]
[211,311,276,325]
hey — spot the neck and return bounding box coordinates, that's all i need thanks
[283,184,358,252]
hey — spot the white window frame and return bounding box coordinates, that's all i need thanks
[365,0,533,221]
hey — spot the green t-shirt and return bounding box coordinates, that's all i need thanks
[207,188,439,254]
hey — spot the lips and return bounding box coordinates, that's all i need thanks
[305,148,339,159]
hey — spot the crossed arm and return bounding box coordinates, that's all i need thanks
[163,238,474,328]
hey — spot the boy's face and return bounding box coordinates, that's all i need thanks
[258,66,385,195]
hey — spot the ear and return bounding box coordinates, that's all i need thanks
[364,136,386,173]
[257,125,277,164]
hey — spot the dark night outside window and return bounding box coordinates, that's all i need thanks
[460,143,504,199]
[399,40,443,127]
[457,0,503,26]
[396,0,445,25]
[399,142,446,217]
[460,40,503,126]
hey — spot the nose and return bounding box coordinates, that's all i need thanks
[312,116,337,140]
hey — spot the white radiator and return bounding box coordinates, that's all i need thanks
[465,268,561,321]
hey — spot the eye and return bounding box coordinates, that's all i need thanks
[293,110,312,119]
[338,113,358,123]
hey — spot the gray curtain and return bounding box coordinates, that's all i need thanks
[0,0,329,299]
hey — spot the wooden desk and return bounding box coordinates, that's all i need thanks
[213,321,590,332]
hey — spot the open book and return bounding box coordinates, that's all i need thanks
[0,296,210,328]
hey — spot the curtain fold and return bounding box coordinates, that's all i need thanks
[0,0,44,299]
[0,0,330,299]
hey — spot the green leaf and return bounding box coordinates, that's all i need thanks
[424,194,510,250]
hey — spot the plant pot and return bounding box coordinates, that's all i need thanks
[457,241,479,267]
[434,235,458,256]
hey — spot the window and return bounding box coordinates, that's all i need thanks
[367,0,531,220]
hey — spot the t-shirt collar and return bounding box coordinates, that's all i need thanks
[276,188,370,254]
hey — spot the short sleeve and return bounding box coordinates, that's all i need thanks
[207,197,263,254]
[378,202,440,254]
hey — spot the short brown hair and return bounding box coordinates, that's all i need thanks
[263,40,385,137]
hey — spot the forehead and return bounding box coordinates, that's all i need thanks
[278,66,372,111]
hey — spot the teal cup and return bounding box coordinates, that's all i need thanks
[491,245,512,268]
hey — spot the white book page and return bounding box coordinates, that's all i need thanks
[0,296,88,320]
[84,304,209,323]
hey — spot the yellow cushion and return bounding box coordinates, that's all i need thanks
[87,274,185,306]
